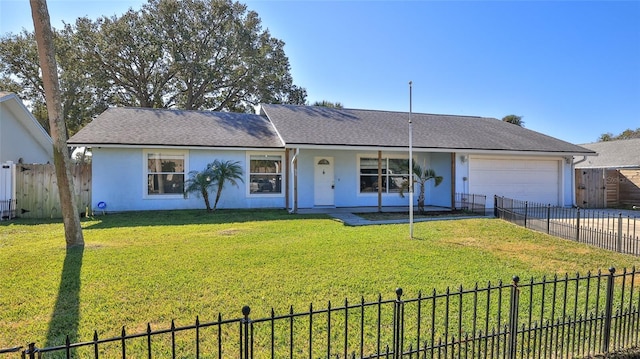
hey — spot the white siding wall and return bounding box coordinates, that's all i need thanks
[0,105,53,164]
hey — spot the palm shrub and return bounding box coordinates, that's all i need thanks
[184,167,216,211]
[208,159,244,211]
[399,163,443,214]
[185,160,244,211]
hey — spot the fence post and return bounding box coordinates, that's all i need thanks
[546,204,551,234]
[392,288,404,359]
[524,202,528,228]
[575,208,581,242]
[240,306,252,359]
[471,195,475,214]
[508,276,520,359]
[494,196,498,218]
[25,343,36,359]
[602,267,616,354]
[617,214,623,253]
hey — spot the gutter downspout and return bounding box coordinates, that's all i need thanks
[288,148,299,214]
[572,156,588,207]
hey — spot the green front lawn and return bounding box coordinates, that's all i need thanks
[1,210,638,350]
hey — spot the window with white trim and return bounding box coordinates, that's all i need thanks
[249,154,283,194]
[146,152,186,196]
[359,156,410,193]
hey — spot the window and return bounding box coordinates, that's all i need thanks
[359,157,409,193]
[249,154,282,194]
[146,152,185,196]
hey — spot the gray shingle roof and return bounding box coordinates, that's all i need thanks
[575,138,640,168]
[261,104,594,154]
[69,104,595,155]
[68,107,283,148]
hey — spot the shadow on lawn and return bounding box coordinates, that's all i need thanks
[82,209,328,230]
[44,246,84,352]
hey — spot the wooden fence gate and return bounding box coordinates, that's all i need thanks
[15,163,91,219]
[576,168,606,208]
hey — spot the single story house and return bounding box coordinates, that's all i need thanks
[67,104,595,213]
[575,139,640,208]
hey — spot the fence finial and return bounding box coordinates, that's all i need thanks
[512,276,520,286]
[242,305,251,319]
[395,287,403,300]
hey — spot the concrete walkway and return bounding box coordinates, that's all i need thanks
[296,206,492,226]
[327,212,490,226]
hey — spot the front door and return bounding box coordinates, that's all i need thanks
[314,157,334,206]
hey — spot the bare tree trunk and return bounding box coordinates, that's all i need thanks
[30,0,84,248]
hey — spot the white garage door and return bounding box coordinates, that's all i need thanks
[469,157,560,207]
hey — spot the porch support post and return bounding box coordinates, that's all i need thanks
[377,151,382,212]
[293,149,298,213]
[288,148,299,213]
[285,149,290,211]
[451,153,456,209]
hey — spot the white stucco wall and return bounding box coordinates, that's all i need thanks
[91,147,287,213]
[291,149,452,209]
[456,153,574,208]
[93,146,574,213]
[426,152,453,207]
[561,159,574,207]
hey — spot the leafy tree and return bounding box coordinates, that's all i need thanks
[0,0,306,136]
[208,160,244,211]
[185,168,217,211]
[0,29,109,137]
[399,163,443,214]
[502,114,524,127]
[71,0,305,112]
[598,133,614,142]
[30,0,84,248]
[312,100,344,108]
[598,128,640,141]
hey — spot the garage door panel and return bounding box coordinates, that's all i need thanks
[469,157,560,207]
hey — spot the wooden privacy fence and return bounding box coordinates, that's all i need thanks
[15,163,91,219]
[576,168,640,208]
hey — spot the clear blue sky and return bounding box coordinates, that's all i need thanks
[1,0,639,145]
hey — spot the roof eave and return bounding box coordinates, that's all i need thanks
[281,143,596,156]
[66,143,284,151]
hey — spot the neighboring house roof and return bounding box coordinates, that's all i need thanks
[67,107,283,149]
[261,104,594,155]
[575,138,640,169]
[0,91,54,163]
[68,104,595,156]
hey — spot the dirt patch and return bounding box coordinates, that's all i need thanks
[217,228,242,236]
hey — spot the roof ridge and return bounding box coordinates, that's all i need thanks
[112,106,262,117]
[261,103,494,120]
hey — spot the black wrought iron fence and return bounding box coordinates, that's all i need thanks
[4,268,639,358]
[495,196,640,256]
[454,192,487,215]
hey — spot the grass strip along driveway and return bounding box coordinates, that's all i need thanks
[1,209,638,352]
